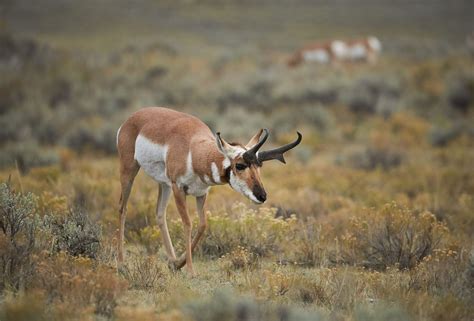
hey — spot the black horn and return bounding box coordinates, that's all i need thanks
[257,132,302,164]
[242,128,269,164]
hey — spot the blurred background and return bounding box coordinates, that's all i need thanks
[1,0,473,170]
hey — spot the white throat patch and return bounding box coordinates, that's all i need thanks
[211,162,221,184]
[222,157,231,169]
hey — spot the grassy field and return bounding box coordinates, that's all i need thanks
[1,1,474,320]
[5,0,474,51]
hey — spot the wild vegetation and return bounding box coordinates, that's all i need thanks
[1,1,473,320]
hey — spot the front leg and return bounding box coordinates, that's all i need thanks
[192,194,208,251]
[176,194,208,268]
[171,183,194,276]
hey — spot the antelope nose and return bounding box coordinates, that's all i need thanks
[253,186,267,203]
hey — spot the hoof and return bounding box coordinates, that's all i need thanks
[185,268,196,278]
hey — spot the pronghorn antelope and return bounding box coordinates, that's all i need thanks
[117,107,302,275]
[287,36,382,67]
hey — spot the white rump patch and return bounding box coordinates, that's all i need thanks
[349,44,367,60]
[229,171,261,204]
[134,134,170,184]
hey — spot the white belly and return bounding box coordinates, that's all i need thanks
[331,40,349,60]
[134,134,171,184]
[349,44,367,60]
[134,135,210,196]
[303,49,330,64]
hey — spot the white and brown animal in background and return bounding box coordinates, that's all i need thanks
[116,107,302,275]
[287,36,382,67]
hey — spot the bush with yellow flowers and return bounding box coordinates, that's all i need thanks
[340,202,449,270]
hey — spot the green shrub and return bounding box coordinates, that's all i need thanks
[445,73,474,113]
[296,280,330,306]
[44,207,101,259]
[343,146,404,171]
[183,289,324,321]
[341,203,449,270]
[63,121,118,155]
[210,108,266,141]
[120,253,166,290]
[343,85,378,115]
[0,110,25,142]
[301,105,335,133]
[0,141,58,172]
[195,204,296,259]
[219,246,260,274]
[429,123,463,147]
[0,181,38,290]
[273,71,342,106]
[466,250,474,291]
[408,247,469,300]
[34,252,127,318]
[291,220,328,267]
[214,73,275,112]
[355,303,411,321]
[131,225,162,254]
[342,75,402,116]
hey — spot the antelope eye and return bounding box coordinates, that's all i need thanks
[235,163,247,171]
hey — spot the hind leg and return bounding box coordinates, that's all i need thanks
[117,160,140,265]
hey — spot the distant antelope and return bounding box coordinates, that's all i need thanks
[287,36,382,67]
[117,107,301,275]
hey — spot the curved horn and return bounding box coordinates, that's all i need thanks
[242,128,269,164]
[257,132,302,164]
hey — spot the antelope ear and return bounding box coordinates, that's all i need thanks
[215,132,239,158]
[245,128,264,149]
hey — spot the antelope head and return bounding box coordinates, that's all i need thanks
[216,129,302,204]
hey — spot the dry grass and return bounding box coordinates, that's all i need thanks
[0,136,473,320]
